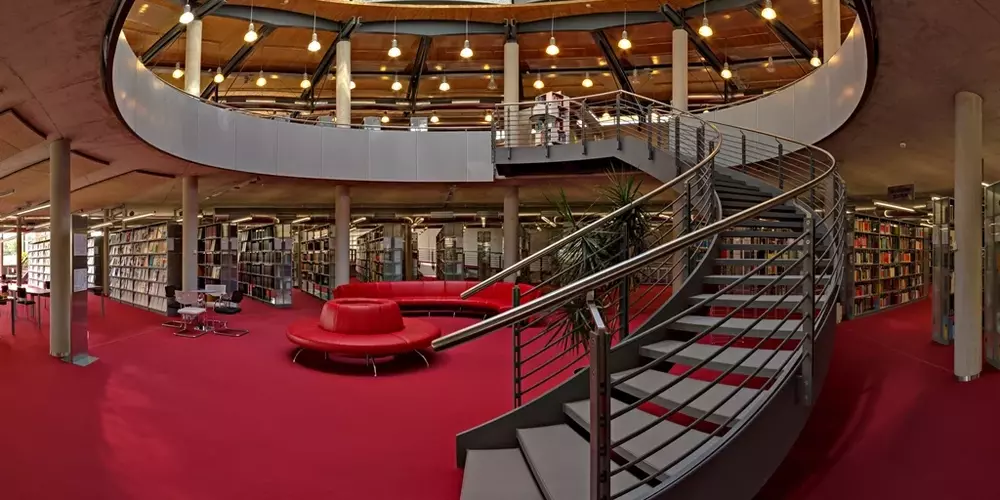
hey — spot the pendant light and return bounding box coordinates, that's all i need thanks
[430,112,440,124]
[545,16,559,56]
[391,74,403,92]
[761,0,777,20]
[460,19,474,59]
[533,72,545,90]
[439,75,451,92]
[255,70,266,87]
[213,67,225,83]
[487,73,497,90]
[618,5,631,50]
[244,1,258,43]
[698,2,713,37]
[388,18,402,58]
[350,80,356,90]
[307,10,321,52]
[300,71,311,89]
[179,1,194,24]
[484,111,493,123]
[172,63,184,79]
[381,112,390,124]
[765,56,776,73]
[720,61,732,80]
[601,111,611,121]
[582,72,593,88]
[810,49,822,67]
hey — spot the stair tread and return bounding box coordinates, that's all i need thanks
[461,449,544,500]
[704,274,831,285]
[722,200,797,211]
[639,339,793,377]
[722,231,802,238]
[517,424,651,500]
[689,293,825,308]
[723,209,802,220]
[612,369,761,425]
[733,220,802,228]
[671,315,805,338]
[563,399,720,479]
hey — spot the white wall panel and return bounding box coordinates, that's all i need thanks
[370,130,418,181]
[132,66,163,150]
[234,112,277,174]
[197,105,236,169]
[113,32,137,127]
[417,132,468,181]
[160,87,199,157]
[322,127,369,180]
[466,132,494,181]
[756,90,796,142]
[277,120,322,178]
[793,72,830,146]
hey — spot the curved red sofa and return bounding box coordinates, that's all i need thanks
[332,281,542,316]
[287,298,442,367]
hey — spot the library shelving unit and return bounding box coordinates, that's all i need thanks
[298,225,334,301]
[107,222,181,314]
[356,224,406,282]
[435,224,464,280]
[27,233,51,288]
[87,235,105,288]
[848,213,929,317]
[197,221,239,293]
[717,228,802,306]
[530,91,570,146]
[238,223,293,307]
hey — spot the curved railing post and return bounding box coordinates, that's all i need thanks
[587,291,611,500]
[581,101,590,156]
[674,117,682,177]
[777,140,785,189]
[799,211,816,406]
[615,93,622,150]
[512,286,523,407]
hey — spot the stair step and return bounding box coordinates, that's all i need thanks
[717,192,772,203]
[723,208,802,220]
[688,293,825,309]
[703,274,831,286]
[722,230,802,238]
[461,449,544,500]
[611,369,762,426]
[714,258,816,267]
[670,315,806,339]
[563,399,720,480]
[720,243,800,251]
[714,185,764,196]
[721,200,798,212]
[733,219,802,229]
[639,339,794,378]
[517,425,651,500]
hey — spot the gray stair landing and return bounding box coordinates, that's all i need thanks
[670,315,806,339]
[639,339,794,378]
[517,424,652,500]
[611,369,762,426]
[461,449,543,500]
[564,399,720,480]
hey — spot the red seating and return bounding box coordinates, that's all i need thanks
[332,281,543,316]
[286,298,442,373]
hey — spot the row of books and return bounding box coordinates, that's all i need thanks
[109,241,170,256]
[109,289,168,312]
[109,278,168,296]
[879,265,919,278]
[109,267,169,282]
[110,225,168,244]
[240,251,293,265]
[110,255,169,269]
[198,265,225,279]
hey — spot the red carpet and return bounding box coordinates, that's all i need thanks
[0,294,993,499]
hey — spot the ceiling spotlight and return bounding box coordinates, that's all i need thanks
[582,72,593,88]
[391,75,403,92]
[765,56,776,73]
[308,33,321,52]
[244,22,258,43]
[546,36,560,56]
[761,0,777,20]
[618,30,632,50]
[810,49,822,67]
[487,73,497,90]
[533,72,545,90]
[349,80,356,90]
[213,67,225,83]
[601,111,611,121]
[381,112,390,124]
[388,38,401,58]
[430,112,440,124]
[300,72,311,89]
[172,63,184,79]
[179,2,194,24]
[484,111,493,123]
[256,70,266,87]
[698,17,713,37]
[460,39,474,59]
[439,76,451,92]
[720,62,732,79]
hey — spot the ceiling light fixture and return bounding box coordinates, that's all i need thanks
[256,70,266,87]
[761,0,777,20]
[545,16,559,55]
[873,200,917,213]
[16,203,50,216]
[308,10,321,52]
[487,73,497,90]
[533,71,545,89]
[460,19,474,58]
[439,75,450,91]
[172,63,184,79]
[300,71,311,89]
[381,112,390,124]
[582,72,593,87]
[810,49,822,67]
[601,111,611,121]
[231,216,253,224]
[391,74,402,91]
[123,212,156,222]
[698,2,713,37]
[179,1,194,24]
[720,61,732,79]
[351,217,367,225]
[765,56,776,73]
[618,5,631,50]
[213,67,225,83]
[349,80,356,90]
[244,0,258,42]
[484,111,493,122]
[291,216,311,224]
[388,18,401,58]
[430,112,440,124]
[90,221,114,229]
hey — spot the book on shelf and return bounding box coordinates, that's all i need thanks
[107,222,180,315]
[849,213,929,317]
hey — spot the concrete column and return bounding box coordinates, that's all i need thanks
[49,139,71,357]
[503,41,520,146]
[503,186,519,283]
[184,20,203,95]
[671,28,688,111]
[954,91,983,382]
[15,216,22,286]
[335,39,352,127]
[822,0,840,63]
[335,185,351,287]
[181,176,198,290]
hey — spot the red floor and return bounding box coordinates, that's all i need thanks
[0,294,993,499]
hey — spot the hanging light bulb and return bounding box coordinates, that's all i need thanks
[460,40,474,59]
[582,72,594,88]
[179,2,194,24]
[601,111,611,121]
[810,49,822,67]
[533,72,545,90]
[349,80,356,90]
[388,39,402,58]
[761,0,777,20]
[244,22,258,43]
[391,75,403,92]
[439,75,451,92]
[546,36,560,56]
[618,30,632,51]
[720,62,732,79]
[381,112,390,124]
[255,70,266,87]
[765,56,776,73]
[308,33,321,52]
[172,63,184,79]
[430,112,440,124]
[300,72,311,89]
[487,73,497,90]
[698,17,713,37]
[484,111,493,123]
[213,67,225,83]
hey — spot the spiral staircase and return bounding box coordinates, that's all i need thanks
[432,91,845,500]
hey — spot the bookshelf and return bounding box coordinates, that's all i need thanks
[356,224,406,282]
[197,222,239,293]
[238,223,293,307]
[87,235,105,288]
[435,224,464,280]
[298,225,335,301]
[530,91,570,146]
[717,228,801,303]
[107,222,181,314]
[849,213,929,317]
[27,233,51,288]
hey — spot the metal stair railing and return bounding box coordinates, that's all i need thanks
[434,90,844,499]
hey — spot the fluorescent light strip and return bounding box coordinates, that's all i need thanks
[291,216,311,224]
[123,212,155,222]
[351,217,367,224]
[231,216,253,224]
[16,203,50,216]
[873,201,916,213]
[90,221,114,229]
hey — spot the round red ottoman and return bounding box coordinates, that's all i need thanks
[287,298,442,374]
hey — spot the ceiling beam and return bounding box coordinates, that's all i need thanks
[300,17,359,100]
[406,36,433,112]
[212,4,341,32]
[200,24,276,99]
[660,3,737,94]
[140,0,225,65]
[590,31,634,94]
[746,4,813,58]
[681,0,761,19]
[518,11,664,33]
